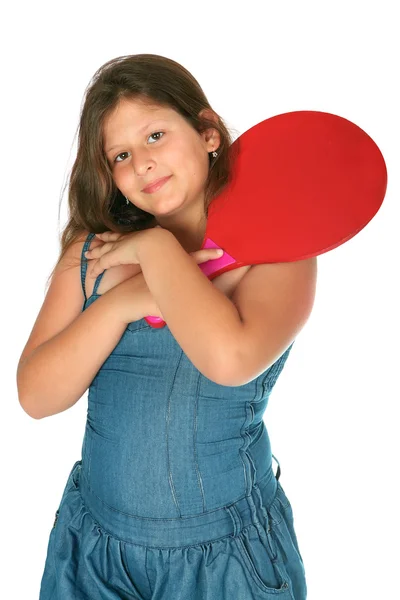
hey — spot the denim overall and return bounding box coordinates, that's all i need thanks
[39,232,307,599]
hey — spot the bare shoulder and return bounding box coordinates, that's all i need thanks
[60,230,103,270]
[17,230,95,367]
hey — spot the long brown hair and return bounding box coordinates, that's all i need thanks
[46,53,239,290]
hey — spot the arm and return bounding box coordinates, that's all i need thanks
[17,293,129,420]
[137,229,244,383]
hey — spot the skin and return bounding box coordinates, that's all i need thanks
[103,98,221,254]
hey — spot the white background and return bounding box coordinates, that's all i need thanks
[2,1,399,598]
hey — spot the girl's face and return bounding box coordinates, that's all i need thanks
[103,98,219,227]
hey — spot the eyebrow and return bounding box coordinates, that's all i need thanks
[105,120,168,153]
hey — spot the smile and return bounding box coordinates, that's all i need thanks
[142,176,172,194]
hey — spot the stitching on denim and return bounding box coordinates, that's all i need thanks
[225,503,244,537]
[80,468,249,522]
[194,373,206,512]
[88,382,96,481]
[262,342,295,394]
[125,323,150,334]
[232,503,243,532]
[144,547,153,595]
[78,485,248,550]
[252,481,290,529]
[166,351,184,517]
[224,505,238,536]
[238,402,255,495]
[234,534,289,596]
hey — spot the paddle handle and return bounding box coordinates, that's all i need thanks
[144,238,237,328]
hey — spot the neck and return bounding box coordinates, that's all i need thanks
[157,213,207,254]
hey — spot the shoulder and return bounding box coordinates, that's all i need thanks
[58,230,103,272]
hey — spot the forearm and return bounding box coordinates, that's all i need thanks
[17,294,127,419]
[138,230,244,383]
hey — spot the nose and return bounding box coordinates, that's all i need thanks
[131,152,156,177]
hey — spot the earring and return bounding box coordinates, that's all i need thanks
[125,196,129,204]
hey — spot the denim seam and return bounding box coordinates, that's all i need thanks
[165,351,185,517]
[234,534,290,596]
[224,505,238,536]
[88,381,96,481]
[194,373,206,512]
[78,474,263,550]
[144,547,153,595]
[79,486,252,550]
[125,324,150,334]
[227,503,244,536]
[80,468,252,522]
[238,402,255,495]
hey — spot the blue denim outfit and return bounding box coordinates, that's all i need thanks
[39,232,307,599]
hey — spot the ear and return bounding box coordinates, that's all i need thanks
[198,108,221,152]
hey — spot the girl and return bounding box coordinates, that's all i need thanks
[17,54,317,599]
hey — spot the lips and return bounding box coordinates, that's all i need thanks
[141,175,172,193]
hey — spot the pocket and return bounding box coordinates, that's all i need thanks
[126,319,151,334]
[234,524,291,597]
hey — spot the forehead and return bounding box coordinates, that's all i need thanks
[103,99,179,134]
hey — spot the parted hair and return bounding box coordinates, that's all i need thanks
[46,53,239,289]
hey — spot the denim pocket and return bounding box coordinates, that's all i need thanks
[125,319,151,334]
[234,524,291,597]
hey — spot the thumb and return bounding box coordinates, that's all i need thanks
[190,248,224,264]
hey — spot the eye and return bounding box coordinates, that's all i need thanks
[148,131,164,144]
[113,132,164,163]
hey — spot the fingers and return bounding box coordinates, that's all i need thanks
[88,261,102,278]
[89,256,108,278]
[190,248,224,263]
[84,239,116,259]
[95,231,121,240]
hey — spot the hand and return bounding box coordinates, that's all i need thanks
[84,226,162,278]
[107,246,227,325]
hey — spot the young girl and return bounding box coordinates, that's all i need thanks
[17,54,317,599]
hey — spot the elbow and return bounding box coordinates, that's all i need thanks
[19,401,43,420]
[18,395,44,420]
[17,369,43,420]
[209,349,246,387]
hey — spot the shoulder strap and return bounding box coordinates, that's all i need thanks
[80,233,106,302]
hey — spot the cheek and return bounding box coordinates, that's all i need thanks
[113,168,131,190]
[176,144,209,179]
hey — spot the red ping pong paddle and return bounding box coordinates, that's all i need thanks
[145,110,387,329]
